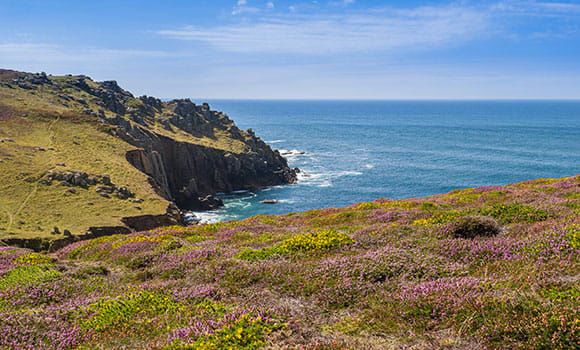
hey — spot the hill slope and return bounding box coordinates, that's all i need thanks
[0,70,296,246]
[0,176,578,349]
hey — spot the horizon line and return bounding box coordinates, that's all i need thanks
[175,98,580,102]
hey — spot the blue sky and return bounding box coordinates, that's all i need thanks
[1,0,579,99]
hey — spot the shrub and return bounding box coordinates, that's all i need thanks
[480,203,548,224]
[0,265,61,290]
[278,230,353,252]
[237,230,354,261]
[447,216,501,239]
[413,210,464,227]
[73,265,109,279]
[167,313,281,350]
[83,290,182,331]
[13,252,53,266]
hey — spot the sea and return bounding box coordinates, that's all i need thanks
[188,100,580,223]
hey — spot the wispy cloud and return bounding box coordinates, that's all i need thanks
[0,43,173,63]
[232,0,263,15]
[158,4,490,54]
[492,0,580,15]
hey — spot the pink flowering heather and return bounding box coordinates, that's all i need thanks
[172,283,220,301]
[156,248,217,272]
[440,236,526,263]
[399,277,483,300]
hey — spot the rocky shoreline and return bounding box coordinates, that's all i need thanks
[0,70,298,248]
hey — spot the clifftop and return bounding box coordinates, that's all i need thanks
[0,69,297,245]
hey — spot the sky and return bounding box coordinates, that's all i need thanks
[1,0,580,99]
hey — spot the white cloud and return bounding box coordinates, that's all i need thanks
[329,0,355,6]
[158,4,490,54]
[266,2,274,9]
[232,0,261,15]
[0,43,172,63]
[492,0,580,15]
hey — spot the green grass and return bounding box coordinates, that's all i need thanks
[0,72,262,241]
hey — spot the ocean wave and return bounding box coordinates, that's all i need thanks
[184,211,231,224]
[298,169,363,188]
[266,139,286,144]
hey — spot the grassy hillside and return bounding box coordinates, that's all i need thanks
[0,176,578,349]
[0,70,285,241]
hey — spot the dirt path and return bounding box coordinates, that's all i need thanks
[6,117,60,233]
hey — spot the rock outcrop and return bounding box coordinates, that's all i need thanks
[0,69,297,221]
[70,80,300,210]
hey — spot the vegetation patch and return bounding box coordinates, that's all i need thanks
[446,216,502,239]
[479,203,549,224]
[14,252,54,266]
[412,210,465,227]
[237,230,353,261]
[83,290,183,332]
[166,313,282,350]
[0,264,61,290]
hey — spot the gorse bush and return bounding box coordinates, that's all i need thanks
[278,230,353,252]
[448,216,502,239]
[480,203,549,224]
[412,210,464,227]
[237,230,353,261]
[13,252,53,266]
[166,313,281,350]
[0,265,61,290]
[83,291,182,331]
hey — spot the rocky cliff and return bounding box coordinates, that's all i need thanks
[107,98,297,210]
[0,69,296,244]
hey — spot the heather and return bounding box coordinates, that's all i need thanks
[0,176,578,349]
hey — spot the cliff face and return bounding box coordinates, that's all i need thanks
[116,112,297,209]
[67,79,297,210]
[0,69,296,243]
[98,97,297,210]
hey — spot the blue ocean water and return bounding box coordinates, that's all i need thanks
[192,100,580,222]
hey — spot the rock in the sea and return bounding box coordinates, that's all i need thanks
[197,195,224,210]
[182,212,201,225]
[261,199,279,204]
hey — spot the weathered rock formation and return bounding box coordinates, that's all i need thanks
[2,70,297,213]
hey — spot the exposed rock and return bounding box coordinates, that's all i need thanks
[41,170,135,200]
[116,186,134,199]
[121,205,181,231]
[198,195,224,210]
